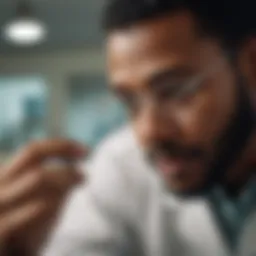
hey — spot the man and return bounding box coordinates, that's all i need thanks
[0,0,255,255]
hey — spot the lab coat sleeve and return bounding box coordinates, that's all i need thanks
[41,139,140,256]
[41,190,130,256]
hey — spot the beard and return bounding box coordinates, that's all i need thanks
[204,76,255,194]
[148,76,255,198]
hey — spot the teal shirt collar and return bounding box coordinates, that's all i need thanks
[208,177,255,251]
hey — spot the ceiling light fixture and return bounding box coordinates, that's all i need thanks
[3,0,47,46]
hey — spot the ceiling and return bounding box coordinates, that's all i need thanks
[0,0,106,54]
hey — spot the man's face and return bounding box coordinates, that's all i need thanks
[107,11,239,194]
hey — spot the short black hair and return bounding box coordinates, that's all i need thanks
[102,0,255,50]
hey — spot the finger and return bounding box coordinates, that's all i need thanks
[3,139,88,177]
[0,172,43,211]
[0,166,83,213]
[0,197,59,242]
[43,166,84,193]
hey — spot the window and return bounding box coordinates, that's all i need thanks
[0,76,48,153]
[65,76,126,147]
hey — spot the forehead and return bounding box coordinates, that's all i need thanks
[106,11,205,87]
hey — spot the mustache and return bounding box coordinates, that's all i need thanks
[149,141,206,160]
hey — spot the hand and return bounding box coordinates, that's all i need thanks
[0,140,87,255]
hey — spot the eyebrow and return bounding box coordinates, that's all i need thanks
[148,66,194,91]
[109,66,195,95]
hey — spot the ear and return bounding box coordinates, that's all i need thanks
[239,38,256,91]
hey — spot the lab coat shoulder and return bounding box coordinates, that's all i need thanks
[42,126,151,256]
[86,125,154,217]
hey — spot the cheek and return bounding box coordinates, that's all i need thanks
[171,78,236,146]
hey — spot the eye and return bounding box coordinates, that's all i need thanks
[155,77,204,106]
[155,82,185,100]
[175,90,196,106]
[116,91,140,114]
[176,85,197,99]
[173,78,205,105]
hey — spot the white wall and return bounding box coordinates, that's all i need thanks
[0,47,105,136]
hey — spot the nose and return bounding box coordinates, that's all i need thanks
[135,102,179,145]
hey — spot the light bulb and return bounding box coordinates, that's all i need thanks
[3,18,47,46]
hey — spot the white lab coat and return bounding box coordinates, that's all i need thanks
[42,127,256,256]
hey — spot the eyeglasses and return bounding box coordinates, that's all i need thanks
[133,66,221,113]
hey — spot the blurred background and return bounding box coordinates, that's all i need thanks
[0,0,126,159]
